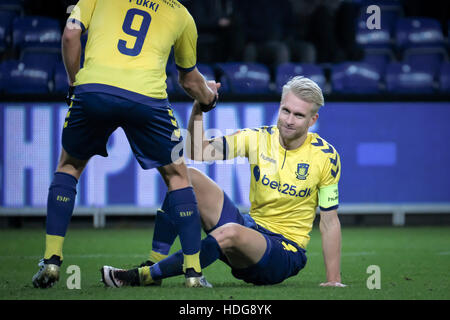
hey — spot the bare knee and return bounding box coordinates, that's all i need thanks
[212,223,242,251]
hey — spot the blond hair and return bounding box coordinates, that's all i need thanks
[281,76,324,114]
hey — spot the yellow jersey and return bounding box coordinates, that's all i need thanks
[68,0,197,100]
[224,126,341,248]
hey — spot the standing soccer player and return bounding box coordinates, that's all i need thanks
[32,0,218,288]
[101,76,346,288]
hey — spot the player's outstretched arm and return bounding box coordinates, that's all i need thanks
[187,97,224,162]
[319,210,346,287]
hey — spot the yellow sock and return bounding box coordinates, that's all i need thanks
[149,250,168,263]
[44,234,64,260]
[138,266,154,285]
[183,252,201,273]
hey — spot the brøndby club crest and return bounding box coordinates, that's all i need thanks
[296,163,309,180]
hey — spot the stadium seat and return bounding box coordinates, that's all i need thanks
[403,52,445,78]
[12,16,61,52]
[53,62,68,94]
[355,17,394,51]
[167,63,215,94]
[385,62,436,94]
[22,51,61,66]
[438,62,450,93]
[275,63,326,93]
[396,18,445,52]
[355,2,400,53]
[0,59,52,94]
[0,10,17,52]
[216,62,271,95]
[331,62,382,94]
[362,51,394,75]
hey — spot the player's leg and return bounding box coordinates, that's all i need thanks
[145,223,267,282]
[156,161,206,284]
[102,223,266,288]
[32,148,88,288]
[33,92,118,288]
[145,197,176,265]
[188,167,224,231]
[102,168,237,287]
[122,103,209,287]
[146,167,223,265]
[209,223,267,269]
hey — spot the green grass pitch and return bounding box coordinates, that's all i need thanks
[0,226,449,300]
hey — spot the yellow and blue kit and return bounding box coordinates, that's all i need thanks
[63,0,193,168]
[223,126,341,249]
[68,0,197,101]
[205,126,341,285]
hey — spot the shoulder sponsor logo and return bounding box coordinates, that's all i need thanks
[260,153,276,165]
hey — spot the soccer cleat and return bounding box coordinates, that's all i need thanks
[184,268,213,288]
[100,266,140,288]
[185,276,213,288]
[32,259,60,288]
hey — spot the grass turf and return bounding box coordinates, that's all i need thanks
[0,226,449,300]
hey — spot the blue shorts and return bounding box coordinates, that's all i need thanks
[62,91,182,169]
[207,192,307,285]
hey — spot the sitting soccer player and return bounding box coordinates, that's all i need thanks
[101,76,346,288]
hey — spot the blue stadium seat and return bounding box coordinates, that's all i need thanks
[0,59,52,94]
[403,52,445,77]
[355,2,400,54]
[22,51,61,66]
[438,62,450,93]
[167,63,215,94]
[216,62,271,95]
[385,62,435,94]
[53,62,68,94]
[0,10,17,51]
[356,17,394,50]
[331,62,382,94]
[363,51,394,75]
[396,17,445,51]
[275,63,326,93]
[12,16,61,52]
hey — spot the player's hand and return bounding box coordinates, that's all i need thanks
[207,80,221,94]
[200,81,221,113]
[65,85,75,106]
[319,281,347,287]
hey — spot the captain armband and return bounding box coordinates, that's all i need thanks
[318,184,339,211]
